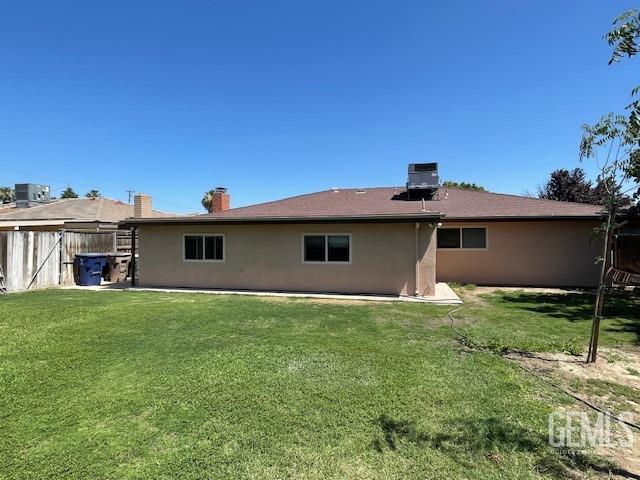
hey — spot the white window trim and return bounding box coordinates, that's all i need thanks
[301,233,353,265]
[182,233,226,263]
[436,225,489,251]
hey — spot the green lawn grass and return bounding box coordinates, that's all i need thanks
[0,289,637,479]
[455,289,640,354]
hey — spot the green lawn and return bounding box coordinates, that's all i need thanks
[0,289,637,479]
[454,288,640,354]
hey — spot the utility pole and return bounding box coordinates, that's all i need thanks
[126,189,135,204]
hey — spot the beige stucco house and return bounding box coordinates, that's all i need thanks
[123,173,604,298]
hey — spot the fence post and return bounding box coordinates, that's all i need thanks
[58,230,65,285]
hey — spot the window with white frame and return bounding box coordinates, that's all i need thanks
[303,234,351,263]
[184,234,224,261]
[437,227,487,249]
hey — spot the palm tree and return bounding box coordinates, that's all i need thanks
[60,186,78,199]
[85,189,101,198]
[201,189,215,213]
[0,187,15,203]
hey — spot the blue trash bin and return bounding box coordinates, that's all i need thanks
[75,253,108,286]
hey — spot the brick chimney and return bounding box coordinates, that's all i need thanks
[210,187,230,213]
[134,194,152,218]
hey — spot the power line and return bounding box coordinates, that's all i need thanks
[152,197,199,213]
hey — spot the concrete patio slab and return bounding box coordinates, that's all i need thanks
[62,281,463,304]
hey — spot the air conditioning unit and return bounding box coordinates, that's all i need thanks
[15,183,51,208]
[406,163,439,200]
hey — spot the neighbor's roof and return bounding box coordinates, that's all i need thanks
[0,197,174,225]
[122,187,604,226]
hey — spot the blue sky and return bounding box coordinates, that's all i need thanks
[0,0,636,213]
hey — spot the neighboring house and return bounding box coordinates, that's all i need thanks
[123,167,604,297]
[0,194,175,231]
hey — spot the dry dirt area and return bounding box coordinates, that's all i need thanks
[464,285,591,299]
[506,347,640,477]
[451,285,586,306]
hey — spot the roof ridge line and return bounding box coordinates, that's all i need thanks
[444,187,603,209]
[216,188,337,215]
[217,186,412,215]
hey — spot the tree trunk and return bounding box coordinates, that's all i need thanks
[586,207,616,363]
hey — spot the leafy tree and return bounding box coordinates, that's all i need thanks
[85,189,101,198]
[0,186,15,203]
[580,114,638,363]
[442,181,487,192]
[588,177,632,206]
[580,10,640,363]
[607,9,640,63]
[536,168,632,206]
[201,189,215,213]
[60,187,78,199]
[605,9,640,198]
[537,168,593,203]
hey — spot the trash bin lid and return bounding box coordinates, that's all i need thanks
[76,253,109,258]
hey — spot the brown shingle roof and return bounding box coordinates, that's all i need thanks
[123,187,603,225]
[0,197,175,223]
[427,187,602,219]
[210,187,603,219]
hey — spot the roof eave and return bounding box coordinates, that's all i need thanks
[120,212,443,227]
[442,214,602,222]
[0,219,69,228]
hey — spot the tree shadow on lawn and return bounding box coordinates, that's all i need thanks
[371,415,639,479]
[489,291,640,345]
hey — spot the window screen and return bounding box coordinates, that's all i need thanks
[204,236,224,260]
[462,228,486,249]
[304,234,351,263]
[437,227,487,249]
[437,228,461,249]
[327,235,350,262]
[304,235,326,262]
[185,235,224,261]
[184,236,203,260]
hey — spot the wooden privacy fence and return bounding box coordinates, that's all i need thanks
[0,230,118,292]
[615,233,640,275]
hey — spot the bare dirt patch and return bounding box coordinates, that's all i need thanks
[453,287,490,307]
[236,295,374,305]
[287,297,374,306]
[452,285,587,306]
[506,347,640,476]
[474,286,590,296]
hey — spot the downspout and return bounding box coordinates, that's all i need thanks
[414,222,420,296]
[130,226,137,287]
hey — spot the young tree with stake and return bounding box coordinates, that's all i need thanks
[582,9,640,363]
[580,115,638,363]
